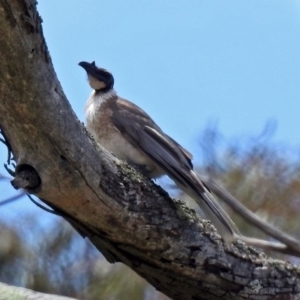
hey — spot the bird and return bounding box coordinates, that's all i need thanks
[79,61,239,245]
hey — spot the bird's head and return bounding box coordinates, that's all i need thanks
[79,61,114,92]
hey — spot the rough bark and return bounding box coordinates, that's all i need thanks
[0,0,300,299]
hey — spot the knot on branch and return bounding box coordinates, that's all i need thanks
[11,164,41,190]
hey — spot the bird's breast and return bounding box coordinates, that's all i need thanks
[85,95,163,178]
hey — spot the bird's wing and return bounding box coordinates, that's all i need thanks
[111,98,238,242]
[111,98,193,174]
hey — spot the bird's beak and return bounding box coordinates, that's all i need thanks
[78,61,98,76]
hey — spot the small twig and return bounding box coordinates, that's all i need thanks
[4,164,15,176]
[27,194,61,215]
[29,195,90,239]
[0,191,25,207]
[0,128,13,164]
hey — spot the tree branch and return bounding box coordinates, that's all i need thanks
[1,0,300,299]
[0,282,77,300]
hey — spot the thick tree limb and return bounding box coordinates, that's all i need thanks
[1,0,300,299]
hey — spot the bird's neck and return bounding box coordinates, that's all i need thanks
[85,88,117,121]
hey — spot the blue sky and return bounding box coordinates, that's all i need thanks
[1,1,300,214]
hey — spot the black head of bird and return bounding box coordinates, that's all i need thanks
[79,61,114,92]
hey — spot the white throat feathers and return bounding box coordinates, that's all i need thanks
[85,89,117,124]
[88,74,106,90]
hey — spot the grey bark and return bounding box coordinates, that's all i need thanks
[0,0,300,299]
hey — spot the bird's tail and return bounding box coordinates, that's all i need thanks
[180,170,239,245]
